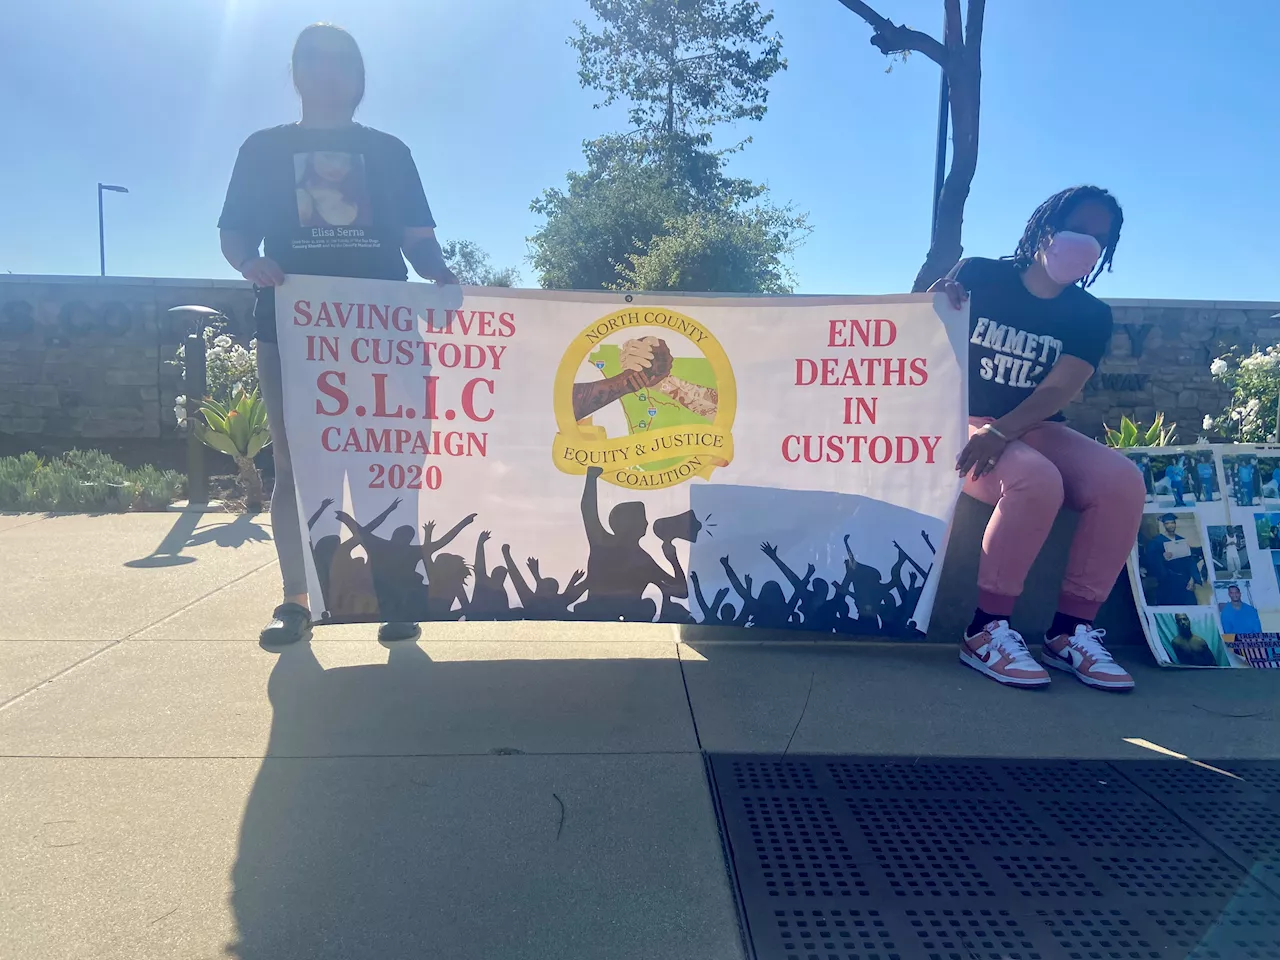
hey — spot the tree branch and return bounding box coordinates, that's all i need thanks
[834,0,948,67]
[943,0,963,52]
[965,0,986,64]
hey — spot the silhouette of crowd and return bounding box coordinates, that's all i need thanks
[306,467,935,637]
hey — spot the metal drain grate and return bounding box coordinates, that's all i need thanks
[708,755,1280,960]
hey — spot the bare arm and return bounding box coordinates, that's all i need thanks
[502,544,535,607]
[427,513,477,553]
[402,227,459,284]
[334,511,363,540]
[219,229,282,286]
[658,542,688,600]
[761,543,806,590]
[652,376,718,419]
[572,371,648,422]
[307,497,334,531]
[993,356,1096,440]
[581,467,607,544]
[562,570,588,607]
[361,498,401,535]
[690,570,714,620]
[720,557,752,603]
[474,530,491,581]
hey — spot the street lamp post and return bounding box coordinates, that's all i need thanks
[97,182,129,276]
[930,72,949,244]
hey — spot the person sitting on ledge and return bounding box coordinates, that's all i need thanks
[931,185,1144,693]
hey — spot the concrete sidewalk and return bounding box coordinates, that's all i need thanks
[1,512,1276,960]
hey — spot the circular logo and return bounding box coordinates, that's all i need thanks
[552,307,736,490]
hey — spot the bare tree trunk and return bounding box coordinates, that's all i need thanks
[911,65,979,291]
[236,455,264,512]
[836,0,986,292]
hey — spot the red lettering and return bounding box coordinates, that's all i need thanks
[795,359,817,385]
[321,427,340,451]
[828,319,847,347]
[462,378,494,422]
[371,373,404,418]
[909,357,929,385]
[293,300,312,325]
[392,306,414,332]
[497,312,516,337]
[921,435,941,463]
[315,371,348,416]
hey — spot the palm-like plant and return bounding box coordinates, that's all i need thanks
[194,388,271,510]
[1102,412,1177,448]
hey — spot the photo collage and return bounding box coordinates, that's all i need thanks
[1126,444,1280,668]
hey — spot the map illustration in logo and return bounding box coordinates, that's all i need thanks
[552,307,736,490]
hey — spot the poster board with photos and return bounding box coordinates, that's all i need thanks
[1126,443,1280,668]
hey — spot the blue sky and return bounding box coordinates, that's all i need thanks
[2,0,1277,301]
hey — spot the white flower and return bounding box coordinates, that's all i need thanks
[1210,357,1229,377]
[1203,414,1214,430]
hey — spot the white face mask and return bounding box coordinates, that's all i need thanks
[1041,231,1102,284]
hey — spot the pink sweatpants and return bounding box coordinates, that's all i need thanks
[964,417,1146,620]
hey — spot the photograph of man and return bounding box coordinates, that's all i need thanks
[1139,512,1209,606]
[1255,513,1280,550]
[1165,456,1190,507]
[1194,452,1219,502]
[1260,456,1280,503]
[1126,452,1156,504]
[1207,524,1252,579]
[1154,611,1230,667]
[1224,454,1260,507]
[1216,581,1262,635]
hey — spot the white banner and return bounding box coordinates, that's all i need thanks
[1125,443,1280,667]
[275,279,967,636]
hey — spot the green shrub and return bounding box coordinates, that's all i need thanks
[0,450,185,513]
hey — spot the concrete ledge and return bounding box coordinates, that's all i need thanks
[927,493,1144,647]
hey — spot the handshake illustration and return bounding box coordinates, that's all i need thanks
[571,335,719,422]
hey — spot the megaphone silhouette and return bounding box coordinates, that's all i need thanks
[653,509,701,545]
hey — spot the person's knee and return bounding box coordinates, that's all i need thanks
[1089,451,1148,513]
[1005,455,1065,510]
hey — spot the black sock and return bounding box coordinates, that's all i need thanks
[1048,612,1091,639]
[966,608,1004,637]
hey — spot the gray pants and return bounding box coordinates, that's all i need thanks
[257,342,309,599]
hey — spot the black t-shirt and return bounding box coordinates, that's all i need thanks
[955,257,1112,421]
[218,123,435,341]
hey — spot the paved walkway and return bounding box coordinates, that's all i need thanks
[1,512,1276,960]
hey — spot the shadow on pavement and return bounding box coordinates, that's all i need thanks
[224,639,735,960]
[124,511,271,568]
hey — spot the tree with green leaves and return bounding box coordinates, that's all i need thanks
[441,239,520,287]
[530,0,805,293]
[572,0,784,140]
[617,208,799,293]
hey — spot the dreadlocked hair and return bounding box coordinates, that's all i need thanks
[1006,185,1123,288]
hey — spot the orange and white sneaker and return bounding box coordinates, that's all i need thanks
[1043,625,1134,692]
[960,620,1051,688]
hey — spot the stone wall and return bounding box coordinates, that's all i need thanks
[1,276,1277,450]
[1066,299,1280,438]
[0,276,253,446]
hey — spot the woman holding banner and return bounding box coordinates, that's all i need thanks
[218,22,458,645]
[933,186,1144,692]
